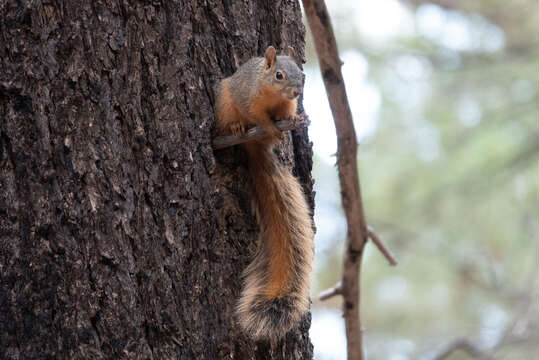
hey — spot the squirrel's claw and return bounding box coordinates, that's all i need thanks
[230,122,246,137]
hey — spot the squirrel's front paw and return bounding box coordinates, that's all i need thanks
[230,123,246,137]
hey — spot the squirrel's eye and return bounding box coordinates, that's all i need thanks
[275,71,283,80]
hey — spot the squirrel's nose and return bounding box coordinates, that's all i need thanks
[293,89,302,97]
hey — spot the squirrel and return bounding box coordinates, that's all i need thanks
[214,46,314,340]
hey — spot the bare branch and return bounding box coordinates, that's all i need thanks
[212,113,309,150]
[318,282,342,301]
[302,0,369,359]
[367,226,398,266]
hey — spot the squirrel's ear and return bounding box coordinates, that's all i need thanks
[287,46,296,60]
[264,46,276,69]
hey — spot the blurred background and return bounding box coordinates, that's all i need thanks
[302,1,539,359]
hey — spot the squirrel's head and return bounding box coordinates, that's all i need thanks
[262,46,305,100]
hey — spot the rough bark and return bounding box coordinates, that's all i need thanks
[0,1,314,359]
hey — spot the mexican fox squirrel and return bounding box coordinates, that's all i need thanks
[214,46,314,340]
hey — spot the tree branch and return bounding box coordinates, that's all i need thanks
[318,282,342,301]
[367,226,398,266]
[302,1,369,359]
[212,112,309,149]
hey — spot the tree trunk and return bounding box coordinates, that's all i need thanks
[0,1,314,359]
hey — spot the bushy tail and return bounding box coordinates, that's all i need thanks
[237,140,314,340]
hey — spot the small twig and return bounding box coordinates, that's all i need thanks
[367,226,398,266]
[318,227,397,301]
[212,112,309,149]
[318,282,342,301]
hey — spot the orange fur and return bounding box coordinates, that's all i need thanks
[242,86,299,298]
[214,48,313,340]
[239,139,314,339]
[253,84,297,118]
[245,143,293,298]
[216,79,250,135]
